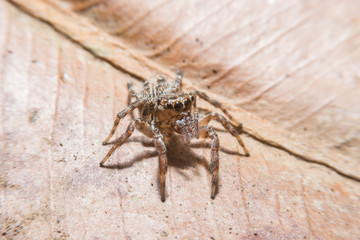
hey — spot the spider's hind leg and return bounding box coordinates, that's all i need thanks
[200,127,219,199]
[199,112,250,157]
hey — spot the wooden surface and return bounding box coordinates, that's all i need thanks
[1,0,359,239]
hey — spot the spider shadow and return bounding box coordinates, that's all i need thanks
[101,135,245,177]
[101,134,246,199]
[101,136,209,177]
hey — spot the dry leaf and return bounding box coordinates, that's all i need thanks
[2,0,360,239]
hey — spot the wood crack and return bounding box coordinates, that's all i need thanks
[241,128,360,182]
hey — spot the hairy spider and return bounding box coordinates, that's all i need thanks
[101,70,249,202]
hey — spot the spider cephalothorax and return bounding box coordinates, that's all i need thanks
[101,70,249,202]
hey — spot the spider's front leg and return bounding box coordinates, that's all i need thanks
[172,69,183,92]
[199,112,250,156]
[191,90,243,130]
[100,118,148,167]
[153,132,168,202]
[127,82,139,99]
[127,83,140,119]
[103,99,144,145]
[199,126,219,199]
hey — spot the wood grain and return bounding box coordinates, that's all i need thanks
[1,0,359,239]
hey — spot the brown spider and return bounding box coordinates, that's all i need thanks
[101,70,249,202]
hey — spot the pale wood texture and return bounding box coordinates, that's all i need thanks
[1,0,359,239]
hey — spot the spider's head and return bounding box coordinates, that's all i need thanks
[158,94,195,113]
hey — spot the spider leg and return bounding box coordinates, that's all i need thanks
[127,82,139,98]
[127,83,140,119]
[191,90,243,130]
[199,126,219,199]
[199,112,250,156]
[154,133,167,202]
[103,119,152,145]
[157,75,166,83]
[103,99,144,145]
[100,118,146,167]
[172,69,183,91]
[193,108,200,138]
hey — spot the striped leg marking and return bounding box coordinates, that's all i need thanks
[191,90,243,130]
[199,112,250,157]
[100,118,143,167]
[102,99,144,145]
[154,133,167,202]
[200,127,220,199]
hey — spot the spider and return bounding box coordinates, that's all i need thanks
[101,70,250,202]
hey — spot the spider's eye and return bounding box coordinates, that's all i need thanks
[184,98,191,109]
[166,102,173,109]
[174,101,183,112]
[190,95,195,101]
